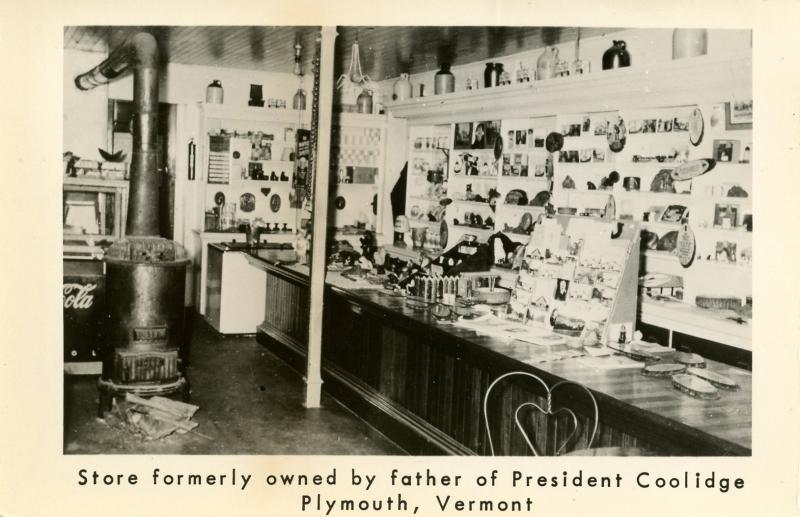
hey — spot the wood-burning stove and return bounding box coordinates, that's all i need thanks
[74,33,190,414]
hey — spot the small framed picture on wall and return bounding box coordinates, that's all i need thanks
[726,99,753,129]
[714,203,739,229]
[713,139,741,163]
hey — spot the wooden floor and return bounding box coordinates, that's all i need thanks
[63,315,405,455]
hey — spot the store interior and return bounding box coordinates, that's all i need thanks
[63,26,752,455]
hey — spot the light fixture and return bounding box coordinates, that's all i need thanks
[293,34,303,76]
[292,34,306,110]
[336,34,379,103]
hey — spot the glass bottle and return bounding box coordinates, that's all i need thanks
[537,47,558,80]
[434,63,455,94]
[357,89,373,114]
[292,88,307,110]
[494,63,504,86]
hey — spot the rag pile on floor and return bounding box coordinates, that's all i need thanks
[103,393,204,440]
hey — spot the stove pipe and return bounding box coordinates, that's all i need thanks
[75,32,160,236]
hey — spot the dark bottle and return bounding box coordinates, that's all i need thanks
[493,63,504,86]
[434,63,455,94]
[483,63,495,88]
[602,40,631,70]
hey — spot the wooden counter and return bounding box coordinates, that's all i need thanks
[250,256,751,456]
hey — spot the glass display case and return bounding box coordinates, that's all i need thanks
[63,177,129,259]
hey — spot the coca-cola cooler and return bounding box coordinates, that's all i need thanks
[62,176,128,374]
[63,259,105,371]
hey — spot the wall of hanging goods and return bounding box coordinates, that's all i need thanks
[385,54,751,354]
[198,105,311,235]
[328,113,389,240]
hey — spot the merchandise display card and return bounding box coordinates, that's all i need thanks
[507,215,638,346]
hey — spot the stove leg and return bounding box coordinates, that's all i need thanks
[98,390,113,418]
[181,378,191,402]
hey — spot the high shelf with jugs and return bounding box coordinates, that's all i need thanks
[329,112,389,246]
[192,102,310,314]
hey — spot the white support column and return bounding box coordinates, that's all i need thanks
[304,26,337,409]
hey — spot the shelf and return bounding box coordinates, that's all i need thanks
[451,224,495,234]
[500,204,546,211]
[694,226,753,237]
[384,244,441,262]
[640,221,681,232]
[333,144,382,151]
[498,175,551,182]
[408,195,442,203]
[451,174,499,181]
[334,183,378,188]
[408,219,441,227]
[451,199,494,209]
[247,160,296,166]
[617,191,692,199]
[332,112,389,128]
[201,103,311,125]
[639,297,751,351]
[643,250,751,271]
[411,148,448,153]
[386,56,751,123]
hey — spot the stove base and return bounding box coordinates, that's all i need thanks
[97,375,189,417]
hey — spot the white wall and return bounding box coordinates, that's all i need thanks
[63,49,111,158]
[64,47,309,159]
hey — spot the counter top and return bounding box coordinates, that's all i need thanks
[248,255,751,455]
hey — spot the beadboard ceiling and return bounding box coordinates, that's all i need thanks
[64,26,622,81]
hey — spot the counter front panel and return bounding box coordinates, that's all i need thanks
[252,257,751,456]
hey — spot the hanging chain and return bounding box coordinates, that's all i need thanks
[307,36,321,202]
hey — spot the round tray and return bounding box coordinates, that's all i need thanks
[608,342,661,362]
[672,373,720,400]
[431,303,453,321]
[674,351,706,368]
[642,362,686,377]
[452,304,478,319]
[686,367,740,391]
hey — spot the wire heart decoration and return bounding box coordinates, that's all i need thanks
[483,371,598,456]
[513,397,579,456]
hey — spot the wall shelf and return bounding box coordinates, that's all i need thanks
[639,297,751,351]
[386,56,751,123]
[202,103,311,125]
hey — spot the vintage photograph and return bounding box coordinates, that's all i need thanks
[61,24,752,459]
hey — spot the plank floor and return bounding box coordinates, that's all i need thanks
[63,315,405,455]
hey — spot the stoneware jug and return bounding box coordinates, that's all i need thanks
[206,80,224,104]
[393,73,412,101]
[602,40,631,70]
[672,28,708,59]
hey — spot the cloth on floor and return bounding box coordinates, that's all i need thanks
[102,394,201,441]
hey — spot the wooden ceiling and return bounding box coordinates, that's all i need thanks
[64,26,622,81]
